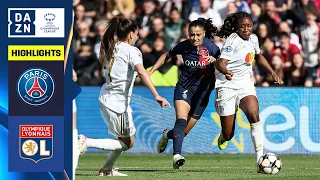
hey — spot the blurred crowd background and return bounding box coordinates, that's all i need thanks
[72,0,320,87]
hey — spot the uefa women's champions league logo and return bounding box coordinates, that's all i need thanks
[41,13,60,33]
[17,68,54,106]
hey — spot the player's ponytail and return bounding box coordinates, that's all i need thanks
[99,17,123,67]
[218,12,252,38]
[99,17,138,67]
[189,18,218,39]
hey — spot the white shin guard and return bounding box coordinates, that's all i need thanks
[250,122,264,163]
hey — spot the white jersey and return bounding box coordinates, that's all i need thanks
[215,33,260,89]
[99,42,143,113]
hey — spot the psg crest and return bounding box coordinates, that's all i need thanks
[17,68,54,106]
[19,125,53,163]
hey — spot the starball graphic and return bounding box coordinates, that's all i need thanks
[17,68,54,106]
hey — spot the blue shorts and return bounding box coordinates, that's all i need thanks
[174,84,214,120]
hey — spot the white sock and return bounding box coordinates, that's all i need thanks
[102,149,123,171]
[73,129,79,180]
[86,138,128,151]
[250,122,264,163]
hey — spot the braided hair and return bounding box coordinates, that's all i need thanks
[189,18,218,39]
[217,12,253,38]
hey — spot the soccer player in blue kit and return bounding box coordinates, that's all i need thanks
[149,18,221,169]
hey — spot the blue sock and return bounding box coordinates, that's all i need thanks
[173,118,187,155]
[167,130,173,139]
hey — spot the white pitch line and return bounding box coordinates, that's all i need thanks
[122,166,320,170]
[79,165,320,171]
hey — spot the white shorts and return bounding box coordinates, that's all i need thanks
[72,99,77,113]
[99,102,136,137]
[214,85,256,116]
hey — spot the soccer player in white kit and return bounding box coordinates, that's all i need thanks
[214,12,284,172]
[78,17,170,176]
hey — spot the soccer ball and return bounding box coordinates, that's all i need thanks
[258,153,282,174]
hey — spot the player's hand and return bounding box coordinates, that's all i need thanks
[225,70,234,80]
[155,95,171,108]
[272,73,284,85]
[203,55,216,63]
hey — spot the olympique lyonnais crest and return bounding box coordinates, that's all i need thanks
[19,125,53,163]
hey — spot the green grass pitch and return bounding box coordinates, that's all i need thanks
[76,153,320,180]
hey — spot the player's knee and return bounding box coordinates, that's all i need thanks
[119,137,134,151]
[177,115,188,121]
[176,110,189,120]
[122,141,134,151]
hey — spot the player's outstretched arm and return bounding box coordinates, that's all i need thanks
[255,53,284,85]
[136,64,171,108]
[148,52,171,76]
[215,58,234,80]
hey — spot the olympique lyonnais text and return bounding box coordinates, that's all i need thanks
[11,49,61,57]
[20,125,53,138]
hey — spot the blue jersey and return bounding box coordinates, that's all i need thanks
[169,38,220,93]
